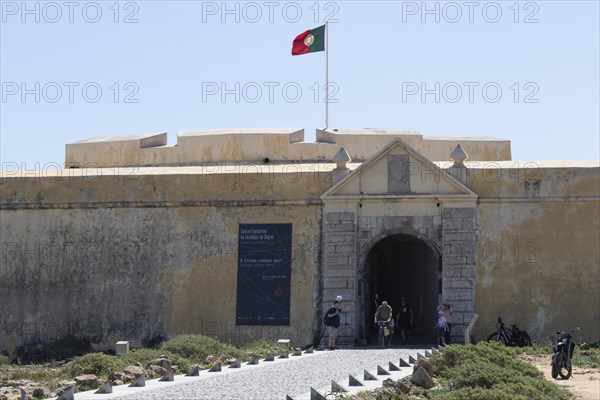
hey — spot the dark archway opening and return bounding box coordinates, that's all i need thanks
[362,234,440,345]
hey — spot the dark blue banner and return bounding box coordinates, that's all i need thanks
[236,224,292,325]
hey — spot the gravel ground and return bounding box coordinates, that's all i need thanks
[118,347,428,400]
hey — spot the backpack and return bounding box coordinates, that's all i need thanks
[323,310,329,324]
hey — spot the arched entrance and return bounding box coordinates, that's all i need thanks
[361,234,440,344]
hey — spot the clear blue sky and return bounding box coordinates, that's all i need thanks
[1,1,599,168]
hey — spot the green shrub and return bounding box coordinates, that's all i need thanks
[65,353,125,377]
[0,354,9,365]
[239,340,291,358]
[119,348,192,373]
[66,348,193,378]
[1,364,58,382]
[428,342,570,400]
[518,342,552,356]
[160,335,243,363]
[572,347,600,368]
[433,386,526,400]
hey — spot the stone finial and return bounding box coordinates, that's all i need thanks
[333,147,351,170]
[451,144,468,167]
[332,147,352,186]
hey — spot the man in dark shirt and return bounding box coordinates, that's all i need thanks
[325,297,342,350]
[396,297,413,345]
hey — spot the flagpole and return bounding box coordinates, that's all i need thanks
[325,21,329,130]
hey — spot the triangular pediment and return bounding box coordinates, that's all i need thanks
[322,138,477,200]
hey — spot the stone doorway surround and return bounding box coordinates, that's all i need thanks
[320,138,478,345]
[360,226,441,344]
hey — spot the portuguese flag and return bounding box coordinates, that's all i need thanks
[291,25,325,56]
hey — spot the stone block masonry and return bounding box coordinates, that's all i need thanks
[441,207,477,343]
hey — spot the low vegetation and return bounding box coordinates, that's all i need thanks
[352,342,573,400]
[3,336,597,399]
[428,342,570,400]
[519,342,600,369]
[0,335,291,398]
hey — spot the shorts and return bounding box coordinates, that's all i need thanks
[327,325,338,338]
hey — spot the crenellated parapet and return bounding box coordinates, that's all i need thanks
[65,128,512,168]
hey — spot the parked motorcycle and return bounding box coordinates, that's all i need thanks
[551,327,581,379]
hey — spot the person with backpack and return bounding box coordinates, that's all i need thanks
[325,296,343,350]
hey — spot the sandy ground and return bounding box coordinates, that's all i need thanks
[520,355,600,400]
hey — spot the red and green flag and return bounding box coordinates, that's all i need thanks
[291,25,325,56]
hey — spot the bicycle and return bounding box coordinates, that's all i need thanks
[487,316,531,346]
[376,320,392,348]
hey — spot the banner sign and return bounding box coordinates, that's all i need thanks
[236,223,292,325]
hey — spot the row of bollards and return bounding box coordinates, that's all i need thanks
[45,348,316,400]
[288,346,445,400]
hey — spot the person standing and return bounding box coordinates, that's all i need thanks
[437,303,453,344]
[396,297,413,345]
[436,310,448,346]
[325,296,343,350]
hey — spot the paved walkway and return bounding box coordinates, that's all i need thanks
[68,346,431,400]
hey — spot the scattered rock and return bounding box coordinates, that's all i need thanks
[109,371,126,382]
[57,380,76,388]
[381,378,411,394]
[121,365,146,383]
[2,379,34,388]
[148,365,167,376]
[112,380,124,386]
[55,385,74,397]
[397,378,413,393]
[122,365,145,378]
[579,343,590,350]
[204,355,216,364]
[382,378,395,388]
[32,387,51,398]
[148,356,171,370]
[411,367,436,389]
[413,358,434,377]
[75,374,99,390]
[223,356,237,364]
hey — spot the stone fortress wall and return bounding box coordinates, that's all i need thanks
[1,129,598,356]
[64,128,511,167]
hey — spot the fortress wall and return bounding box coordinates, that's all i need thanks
[65,130,512,167]
[0,164,334,207]
[0,168,331,355]
[469,164,600,343]
[2,138,599,352]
